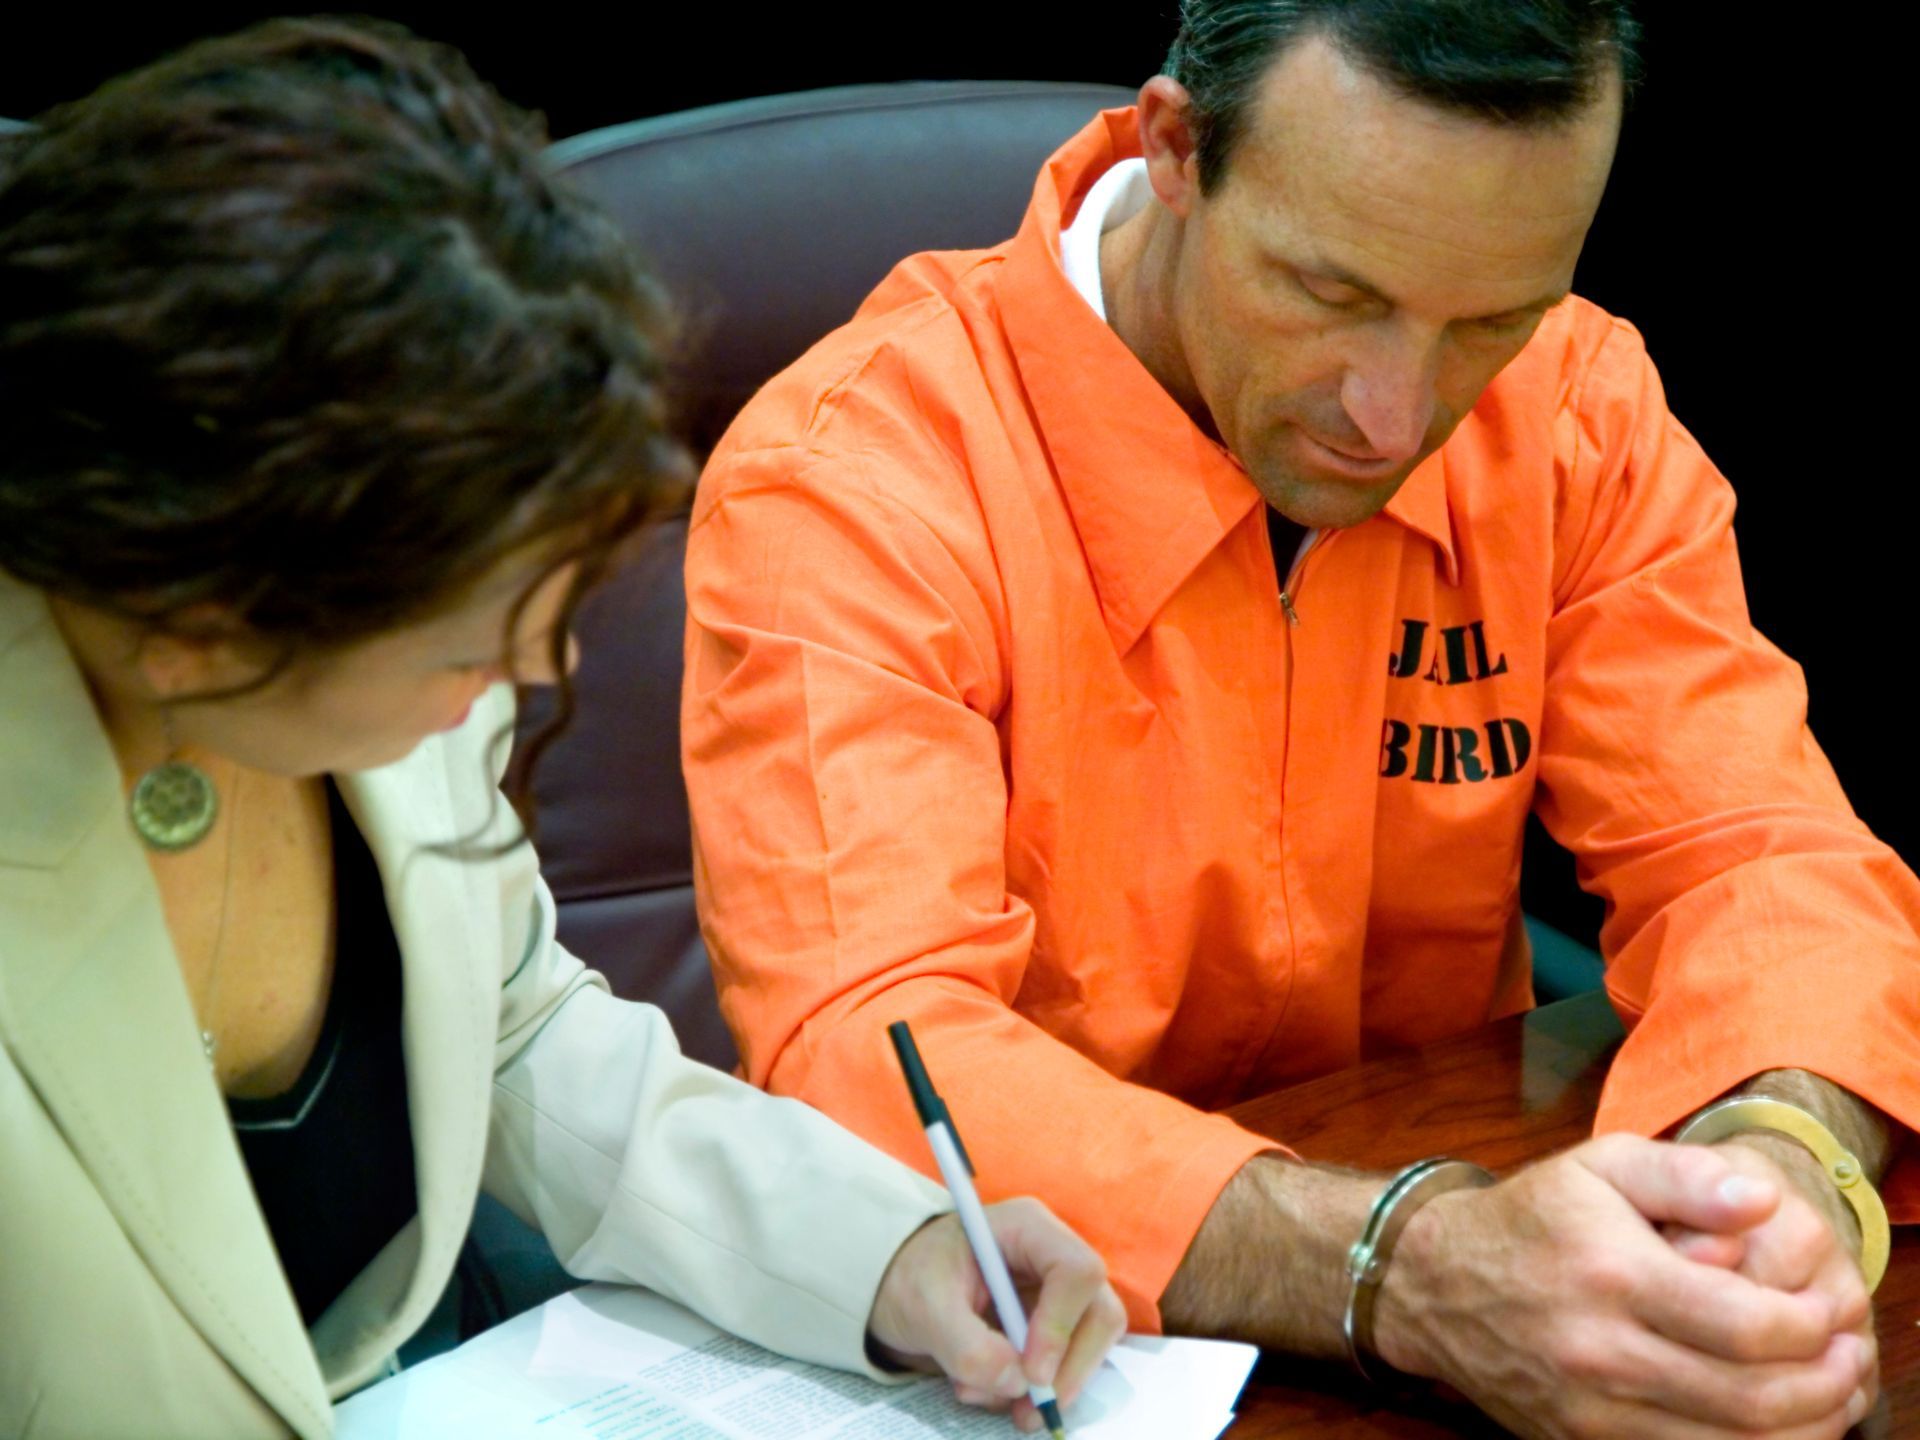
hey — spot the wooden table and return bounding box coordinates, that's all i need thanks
[1219,990,1918,1437]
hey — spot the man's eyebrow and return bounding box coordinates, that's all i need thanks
[1301,256,1568,322]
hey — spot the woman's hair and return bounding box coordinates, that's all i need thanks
[0,16,689,810]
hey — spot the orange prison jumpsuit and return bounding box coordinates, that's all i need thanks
[683,109,1920,1328]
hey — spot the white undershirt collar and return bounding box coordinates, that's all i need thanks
[1058,158,1154,322]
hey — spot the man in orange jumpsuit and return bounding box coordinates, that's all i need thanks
[683,3,1919,1433]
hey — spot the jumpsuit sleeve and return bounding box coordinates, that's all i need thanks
[684,444,1277,1330]
[1540,318,1920,1215]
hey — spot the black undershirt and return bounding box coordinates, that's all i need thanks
[229,782,417,1327]
[1266,505,1308,592]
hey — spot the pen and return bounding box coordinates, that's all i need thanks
[888,1020,1069,1440]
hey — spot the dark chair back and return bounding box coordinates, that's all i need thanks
[523,82,1132,1069]
[547,81,1135,452]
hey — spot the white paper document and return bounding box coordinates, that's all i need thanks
[335,1284,1257,1440]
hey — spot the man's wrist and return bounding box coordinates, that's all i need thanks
[1342,1161,1494,1382]
[1366,1185,1472,1380]
[1162,1155,1421,1360]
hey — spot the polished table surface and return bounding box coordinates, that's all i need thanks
[1219,990,1918,1437]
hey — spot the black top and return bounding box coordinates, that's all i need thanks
[230,782,417,1327]
[1266,504,1309,592]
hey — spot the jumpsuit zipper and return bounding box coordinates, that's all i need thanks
[1278,529,1322,626]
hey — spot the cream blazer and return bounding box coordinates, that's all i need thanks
[0,572,947,1439]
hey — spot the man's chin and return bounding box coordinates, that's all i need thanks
[1250,465,1410,531]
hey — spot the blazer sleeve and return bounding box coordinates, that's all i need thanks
[470,692,950,1380]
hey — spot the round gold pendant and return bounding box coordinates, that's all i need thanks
[129,761,219,852]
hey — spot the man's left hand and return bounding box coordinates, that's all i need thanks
[1669,1134,1879,1423]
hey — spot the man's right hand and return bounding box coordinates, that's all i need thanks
[1372,1134,1875,1439]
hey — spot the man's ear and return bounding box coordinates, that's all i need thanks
[1137,76,1204,219]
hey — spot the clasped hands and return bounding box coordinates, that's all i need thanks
[1372,1132,1877,1439]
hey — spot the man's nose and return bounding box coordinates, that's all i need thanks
[1339,340,1439,463]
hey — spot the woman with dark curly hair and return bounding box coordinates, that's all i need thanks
[0,20,1123,1437]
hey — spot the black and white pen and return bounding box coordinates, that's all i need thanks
[888,1020,1069,1440]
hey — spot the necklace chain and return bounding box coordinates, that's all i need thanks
[197,765,242,1072]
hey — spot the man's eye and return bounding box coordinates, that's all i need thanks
[1296,273,1365,309]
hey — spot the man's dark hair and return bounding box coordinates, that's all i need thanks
[0,17,689,813]
[1166,0,1642,192]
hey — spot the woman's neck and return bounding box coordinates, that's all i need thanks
[45,594,185,777]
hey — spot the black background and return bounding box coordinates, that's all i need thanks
[3,9,1904,938]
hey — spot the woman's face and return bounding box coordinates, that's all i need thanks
[163,554,581,777]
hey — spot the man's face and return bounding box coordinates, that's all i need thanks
[1169,36,1622,529]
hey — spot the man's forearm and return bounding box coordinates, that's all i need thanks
[1159,1154,1385,1356]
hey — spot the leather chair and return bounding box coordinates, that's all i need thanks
[545,80,1136,455]
[517,82,1134,1072]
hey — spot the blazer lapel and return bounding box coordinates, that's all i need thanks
[0,577,332,1438]
[312,751,501,1388]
